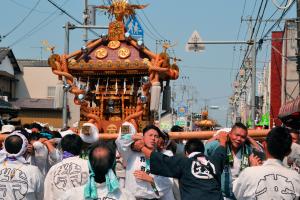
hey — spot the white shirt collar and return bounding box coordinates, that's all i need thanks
[188,152,202,158]
[96,182,106,189]
[263,158,283,166]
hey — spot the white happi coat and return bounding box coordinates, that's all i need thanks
[283,143,300,173]
[44,156,89,200]
[0,160,44,200]
[160,150,176,200]
[59,182,135,200]
[27,141,50,176]
[48,148,62,166]
[116,132,174,199]
[233,159,300,200]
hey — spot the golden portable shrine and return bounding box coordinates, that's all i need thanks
[194,110,217,131]
[48,0,179,133]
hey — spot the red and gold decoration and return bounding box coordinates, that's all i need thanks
[48,0,179,133]
[108,41,121,49]
[95,48,108,59]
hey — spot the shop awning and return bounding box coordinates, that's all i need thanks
[278,96,300,128]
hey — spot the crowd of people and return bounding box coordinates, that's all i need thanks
[0,121,299,200]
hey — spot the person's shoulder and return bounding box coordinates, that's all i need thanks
[205,140,220,148]
[205,140,220,154]
[59,186,84,200]
[19,164,44,179]
[48,159,63,170]
[282,165,300,179]
[59,156,88,166]
[67,156,88,164]
[162,150,174,156]
[291,142,300,153]
[239,165,261,178]
[24,163,41,172]
[118,188,135,199]
[245,143,254,151]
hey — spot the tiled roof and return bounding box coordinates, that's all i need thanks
[10,98,61,110]
[17,59,49,68]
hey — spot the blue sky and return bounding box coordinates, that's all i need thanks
[0,0,296,126]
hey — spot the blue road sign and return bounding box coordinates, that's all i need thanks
[178,104,188,117]
[125,17,144,41]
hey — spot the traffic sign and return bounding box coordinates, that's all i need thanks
[178,104,188,117]
[186,30,205,52]
[125,17,144,41]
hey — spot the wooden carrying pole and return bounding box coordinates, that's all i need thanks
[0,129,269,142]
[98,129,270,140]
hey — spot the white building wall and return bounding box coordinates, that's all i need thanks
[15,67,59,99]
[281,20,299,104]
[15,65,80,127]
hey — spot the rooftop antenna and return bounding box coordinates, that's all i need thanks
[42,40,55,54]
[30,46,43,60]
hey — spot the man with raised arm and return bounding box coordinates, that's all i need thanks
[132,131,229,200]
[116,122,174,200]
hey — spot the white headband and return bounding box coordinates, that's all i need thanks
[0,131,29,163]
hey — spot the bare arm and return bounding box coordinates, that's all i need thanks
[131,139,153,159]
[42,139,56,153]
[247,136,262,151]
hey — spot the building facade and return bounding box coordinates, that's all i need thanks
[11,59,79,128]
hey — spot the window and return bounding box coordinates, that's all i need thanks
[47,86,56,98]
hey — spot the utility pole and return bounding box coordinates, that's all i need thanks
[251,40,256,128]
[83,0,89,44]
[246,16,257,129]
[62,22,70,129]
[171,82,175,126]
[297,0,300,93]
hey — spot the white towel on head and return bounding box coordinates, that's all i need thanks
[80,123,99,144]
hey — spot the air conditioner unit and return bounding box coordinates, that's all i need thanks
[0,96,8,102]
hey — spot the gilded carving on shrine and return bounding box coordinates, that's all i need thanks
[118,47,131,59]
[95,48,108,59]
[108,21,125,41]
[108,41,121,49]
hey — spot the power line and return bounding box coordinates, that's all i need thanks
[9,0,49,14]
[260,0,295,40]
[234,0,266,81]
[254,0,269,39]
[9,12,62,47]
[230,0,247,83]
[8,0,71,47]
[232,0,271,109]
[259,0,283,39]
[250,0,265,42]
[2,0,41,39]
[47,0,82,25]
[129,0,177,57]
[135,14,159,41]
[250,0,259,17]
[182,65,266,71]
[47,0,101,38]
[135,0,166,40]
[134,0,176,57]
